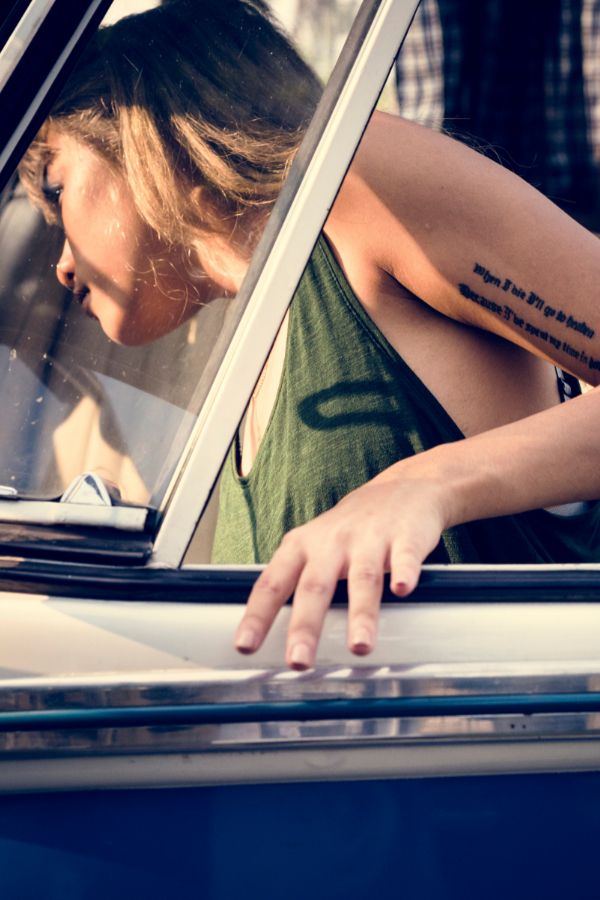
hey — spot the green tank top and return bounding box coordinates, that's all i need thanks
[212,235,600,564]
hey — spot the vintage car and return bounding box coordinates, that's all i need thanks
[0,0,600,896]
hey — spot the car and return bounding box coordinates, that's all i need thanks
[1,0,600,897]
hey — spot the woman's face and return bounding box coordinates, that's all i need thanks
[46,130,244,346]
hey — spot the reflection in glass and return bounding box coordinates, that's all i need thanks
[0,173,225,504]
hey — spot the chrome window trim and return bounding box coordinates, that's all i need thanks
[0,0,56,92]
[5,659,600,710]
[0,499,147,530]
[0,0,105,177]
[151,0,421,567]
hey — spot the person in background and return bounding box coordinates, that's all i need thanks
[396,0,600,230]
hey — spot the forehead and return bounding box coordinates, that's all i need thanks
[46,128,94,167]
[44,128,120,196]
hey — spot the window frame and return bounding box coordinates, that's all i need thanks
[0,0,113,192]
[0,0,421,566]
[151,0,422,567]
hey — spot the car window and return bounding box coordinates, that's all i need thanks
[169,0,419,567]
[0,0,372,524]
[181,0,600,567]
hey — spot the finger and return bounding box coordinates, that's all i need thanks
[388,533,426,598]
[285,554,345,671]
[234,534,306,655]
[346,546,386,655]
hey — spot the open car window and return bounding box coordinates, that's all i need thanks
[153,0,419,566]
[179,0,600,568]
[6,0,596,573]
[0,0,413,560]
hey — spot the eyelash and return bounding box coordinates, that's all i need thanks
[42,169,63,207]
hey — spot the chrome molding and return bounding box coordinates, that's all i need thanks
[0,0,56,92]
[152,0,421,567]
[4,660,600,711]
[3,663,600,786]
[3,711,600,761]
[0,0,105,176]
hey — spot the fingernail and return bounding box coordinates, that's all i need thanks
[351,626,373,655]
[235,629,257,653]
[289,643,313,671]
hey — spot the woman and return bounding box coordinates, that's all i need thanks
[19,0,600,670]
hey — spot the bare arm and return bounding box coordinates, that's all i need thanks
[327,112,600,386]
[235,387,600,669]
[234,114,600,670]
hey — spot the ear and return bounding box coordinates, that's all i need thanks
[188,183,226,231]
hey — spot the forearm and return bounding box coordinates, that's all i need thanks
[237,388,600,669]
[377,386,600,531]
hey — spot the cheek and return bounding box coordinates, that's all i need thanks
[66,175,143,269]
[95,214,135,265]
[68,217,145,296]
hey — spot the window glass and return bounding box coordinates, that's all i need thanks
[0,0,363,510]
[270,0,360,82]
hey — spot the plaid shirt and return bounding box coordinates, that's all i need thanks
[396,0,600,213]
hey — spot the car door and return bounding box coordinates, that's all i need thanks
[1,1,600,899]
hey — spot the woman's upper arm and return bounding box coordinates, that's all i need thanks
[332,112,600,386]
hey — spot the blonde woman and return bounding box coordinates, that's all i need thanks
[20,0,600,670]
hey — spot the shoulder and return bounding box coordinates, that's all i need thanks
[324,113,463,317]
[325,113,468,296]
[327,112,512,294]
[325,113,600,387]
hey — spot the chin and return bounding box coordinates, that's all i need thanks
[97,301,198,346]
[97,314,156,347]
[102,320,184,347]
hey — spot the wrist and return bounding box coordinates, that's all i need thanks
[376,439,502,533]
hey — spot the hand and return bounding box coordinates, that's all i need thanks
[233,462,449,670]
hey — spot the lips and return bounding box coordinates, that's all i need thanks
[75,287,98,320]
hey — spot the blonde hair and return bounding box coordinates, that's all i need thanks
[19,0,322,249]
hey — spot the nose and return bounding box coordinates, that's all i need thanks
[56,239,75,289]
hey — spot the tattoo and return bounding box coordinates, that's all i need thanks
[460,262,598,370]
[471,263,595,339]
[458,282,595,366]
[458,283,504,316]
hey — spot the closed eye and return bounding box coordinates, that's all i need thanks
[42,168,63,207]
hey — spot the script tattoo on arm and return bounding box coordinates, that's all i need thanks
[458,263,600,372]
